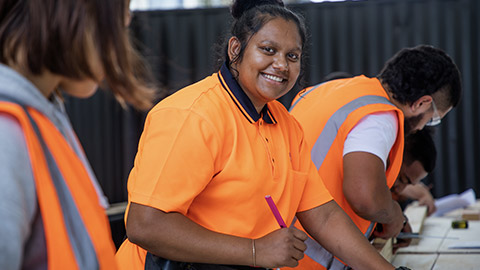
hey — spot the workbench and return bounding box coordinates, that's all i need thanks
[391,202,480,269]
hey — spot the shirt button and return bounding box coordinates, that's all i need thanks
[265,138,269,142]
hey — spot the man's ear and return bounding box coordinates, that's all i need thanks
[227,37,241,63]
[409,95,433,115]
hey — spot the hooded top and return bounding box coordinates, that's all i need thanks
[0,63,108,269]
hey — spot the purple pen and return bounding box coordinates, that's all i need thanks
[265,195,287,228]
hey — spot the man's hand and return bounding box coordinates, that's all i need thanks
[393,221,412,252]
[372,210,406,239]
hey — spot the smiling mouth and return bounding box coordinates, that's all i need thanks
[262,73,286,83]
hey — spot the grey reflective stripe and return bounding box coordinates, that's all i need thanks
[291,217,351,269]
[23,107,99,270]
[310,95,394,170]
[304,237,350,270]
[365,221,376,238]
[289,83,325,112]
[303,222,374,269]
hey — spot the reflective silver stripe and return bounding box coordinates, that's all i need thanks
[289,83,325,111]
[365,221,376,238]
[310,95,394,170]
[301,221,374,269]
[23,108,99,270]
[304,237,349,270]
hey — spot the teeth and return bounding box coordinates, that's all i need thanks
[263,74,283,82]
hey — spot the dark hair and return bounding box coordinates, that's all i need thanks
[377,45,462,111]
[403,128,437,173]
[0,0,156,110]
[217,0,307,77]
[322,71,353,82]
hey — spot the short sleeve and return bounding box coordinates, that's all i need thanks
[128,107,219,215]
[343,111,398,169]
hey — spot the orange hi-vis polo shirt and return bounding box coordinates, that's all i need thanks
[288,76,404,270]
[116,63,333,269]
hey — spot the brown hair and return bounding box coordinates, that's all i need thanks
[0,0,156,110]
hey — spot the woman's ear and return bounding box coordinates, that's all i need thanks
[227,37,241,63]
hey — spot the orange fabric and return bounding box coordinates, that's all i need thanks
[0,102,117,270]
[116,67,333,268]
[283,254,318,270]
[289,76,405,269]
[116,239,146,270]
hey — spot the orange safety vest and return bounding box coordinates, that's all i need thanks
[289,76,404,269]
[0,100,117,270]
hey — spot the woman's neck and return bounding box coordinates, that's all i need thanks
[11,64,60,98]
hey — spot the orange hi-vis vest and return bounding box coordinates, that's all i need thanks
[0,100,117,270]
[289,76,404,269]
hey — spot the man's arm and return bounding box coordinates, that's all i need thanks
[343,152,405,238]
[400,183,436,216]
[297,200,395,270]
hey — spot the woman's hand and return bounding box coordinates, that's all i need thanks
[255,227,307,268]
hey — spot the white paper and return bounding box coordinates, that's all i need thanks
[432,189,476,217]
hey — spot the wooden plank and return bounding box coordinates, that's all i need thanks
[433,254,480,270]
[392,254,437,269]
[373,238,393,262]
[403,204,428,245]
[396,218,451,254]
[462,209,480,220]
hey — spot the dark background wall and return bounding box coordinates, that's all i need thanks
[65,0,479,208]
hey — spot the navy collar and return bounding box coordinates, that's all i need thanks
[218,62,276,124]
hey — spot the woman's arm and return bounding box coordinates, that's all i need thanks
[297,200,395,270]
[126,202,308,268]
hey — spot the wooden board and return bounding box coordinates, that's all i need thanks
[396,218,451,254]
[392,254,437,269]
[373,238,393,262]
[433,254,480,270]
[403,204,428,245]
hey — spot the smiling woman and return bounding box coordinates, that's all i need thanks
[115,1,399,270]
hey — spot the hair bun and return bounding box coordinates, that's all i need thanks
[230,0,284,19]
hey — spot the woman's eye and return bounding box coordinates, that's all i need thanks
[288,53,300,61]
[262,47,275,54]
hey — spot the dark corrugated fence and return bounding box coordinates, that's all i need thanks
[65,0,479,205]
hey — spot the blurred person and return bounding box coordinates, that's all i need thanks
[0,0,156,269]
[392,129,437,216]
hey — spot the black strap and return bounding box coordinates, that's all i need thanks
[145,253,267,270]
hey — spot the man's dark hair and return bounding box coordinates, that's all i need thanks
[404,128,437,173]
[322,71,353,82]
[378,45,462,111]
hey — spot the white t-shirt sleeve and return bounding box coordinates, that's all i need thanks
[343,111,398,170]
